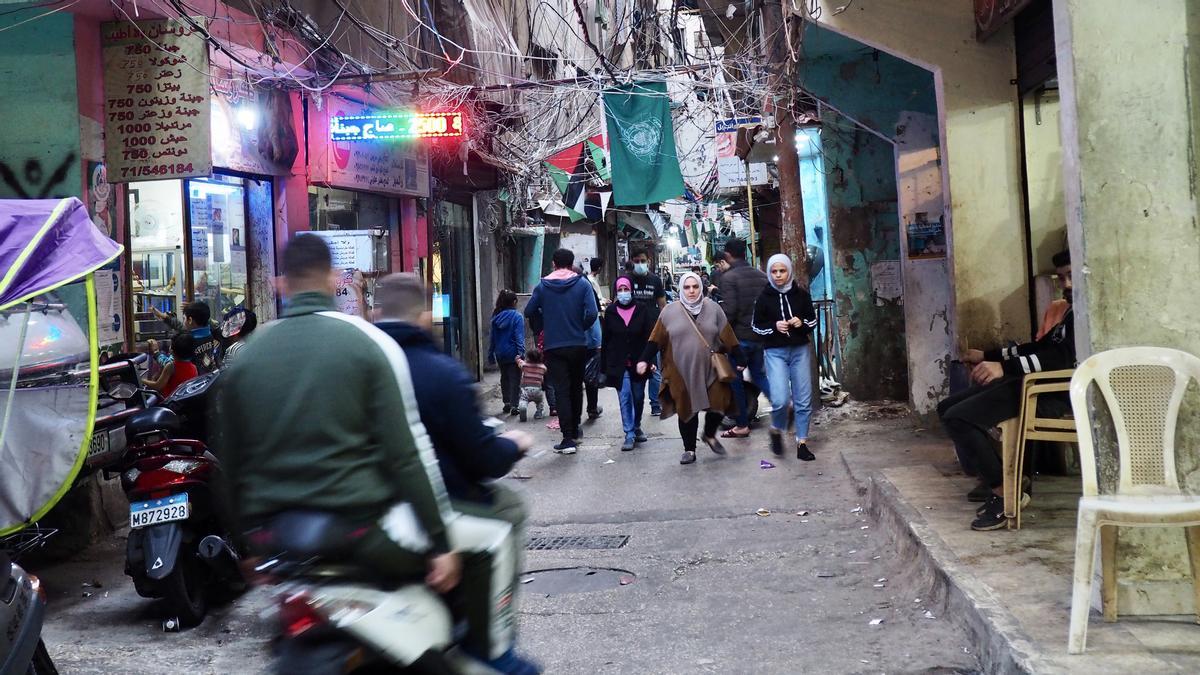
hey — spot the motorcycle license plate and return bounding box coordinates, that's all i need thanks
[129,493,190,529]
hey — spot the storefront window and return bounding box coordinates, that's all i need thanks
[188,175,249,326]
[127,172,263,343]
[128,179,186,342]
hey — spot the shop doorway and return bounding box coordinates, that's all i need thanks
[432,201,480,377]
[126,171,272,342]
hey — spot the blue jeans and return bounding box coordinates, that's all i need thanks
[729,340,768,427]
[764,344,814,441]
[647,355,662,411]
[618,371,646,441]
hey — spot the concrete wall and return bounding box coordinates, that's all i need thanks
[0,11,80,200]
[806,2,1032,350]
[1056,0,1200,616]
[822,115,907,401]
[896,112,954,413]
[1022,89,1067,276]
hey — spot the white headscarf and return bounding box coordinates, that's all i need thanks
[767,253,794,293]
[677,271,705,316]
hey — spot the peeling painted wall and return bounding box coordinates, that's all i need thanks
[897,112,953,413]
[1056,0,1200,616]
[806,1,1033,351]
[800,25,942,405]
[822,116,907,401]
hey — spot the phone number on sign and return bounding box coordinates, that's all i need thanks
[120,163,194,178]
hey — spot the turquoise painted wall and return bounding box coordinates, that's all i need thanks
[799,24,937,140]
[0,9,80,199]
[822,115,907,400]
[795,26,937,400]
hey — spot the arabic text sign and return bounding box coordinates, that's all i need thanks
[102,18,211,183]
[330,111,464,141]
[310,99,430,198]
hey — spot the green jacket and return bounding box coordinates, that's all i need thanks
[214,292,452,553]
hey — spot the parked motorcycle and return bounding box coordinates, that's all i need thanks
[113,370,243,629]
[0,549,58,674]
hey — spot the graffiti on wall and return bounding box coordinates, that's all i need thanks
[0,154,77,198]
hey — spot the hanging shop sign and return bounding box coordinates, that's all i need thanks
[211,88,298,176]
[715,117,768,189]
[300,230,379,273]
[102,18,212,182]
[329,111,464,141]
[975,0,1035,41]
[310,98,431,198]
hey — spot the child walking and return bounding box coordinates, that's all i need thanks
[516,348,549,422]
[489,289,525,416]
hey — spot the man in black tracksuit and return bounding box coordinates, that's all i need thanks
[937,250,1076,531]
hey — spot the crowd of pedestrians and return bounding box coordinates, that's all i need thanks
[501,239,818,465]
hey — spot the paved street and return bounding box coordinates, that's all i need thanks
[32,387,979,674]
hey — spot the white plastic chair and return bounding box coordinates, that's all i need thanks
[1067,347,1200,654]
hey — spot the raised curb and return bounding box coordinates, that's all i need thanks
[841,453,1058,675]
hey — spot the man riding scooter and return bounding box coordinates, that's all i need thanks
[215,236,462,668]
[373,273,539,674]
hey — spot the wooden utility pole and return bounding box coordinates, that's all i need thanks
[760,0,807,272]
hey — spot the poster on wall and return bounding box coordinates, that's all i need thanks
[102,18,212,182]
[333,269,364,317]
[87,162,116,238]
[906,212,947,260]
[870,260,903,306]
[715,117,769,189]
[96,266,125,346]
[308,98,430,198]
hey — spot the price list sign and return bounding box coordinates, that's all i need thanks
[102,19,211,182]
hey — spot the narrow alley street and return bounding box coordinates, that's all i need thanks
[33,387,979,674]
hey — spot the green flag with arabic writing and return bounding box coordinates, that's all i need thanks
[604,81,685,206]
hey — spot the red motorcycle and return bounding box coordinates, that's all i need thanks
[112,371,243,629]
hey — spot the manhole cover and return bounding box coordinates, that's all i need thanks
[526,535,629,551]
[520,567,635,595]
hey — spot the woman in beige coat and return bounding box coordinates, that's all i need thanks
[638,272,743,465]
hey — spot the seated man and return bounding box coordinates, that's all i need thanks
[373,273,539,675]
[937,250,1076,531]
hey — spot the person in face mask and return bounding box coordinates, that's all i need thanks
[627,251,667,416]
[601,277,655,451]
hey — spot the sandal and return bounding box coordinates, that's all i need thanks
[720,428,750,439]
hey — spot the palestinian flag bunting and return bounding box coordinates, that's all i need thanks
[543,135,609,222]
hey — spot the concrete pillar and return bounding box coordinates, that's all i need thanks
[1055,0,1200,615]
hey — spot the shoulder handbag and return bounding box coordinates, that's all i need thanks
[686,310,736,384]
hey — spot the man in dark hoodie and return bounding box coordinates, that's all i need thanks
[718,239,770,437]
[524,248,599,453]
[373,273,539,675]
